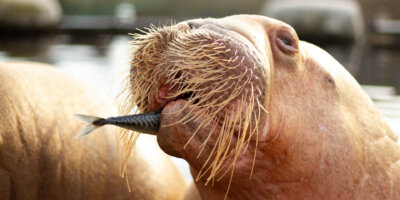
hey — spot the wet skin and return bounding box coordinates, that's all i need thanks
[0,62,187,200]
[137,15,400,200]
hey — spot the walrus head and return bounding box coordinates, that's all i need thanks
[119,15,399,199]
[120,15,273,177]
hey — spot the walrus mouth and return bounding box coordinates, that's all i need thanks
[118,22,268,182]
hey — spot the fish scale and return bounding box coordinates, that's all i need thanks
[75,110,161,138]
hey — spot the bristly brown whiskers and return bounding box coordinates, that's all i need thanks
[118,24,268,194]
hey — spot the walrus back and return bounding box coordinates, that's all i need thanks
[0,61,187,200]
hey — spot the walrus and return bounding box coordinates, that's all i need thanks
[118,15,400,199]
[0,61,187,199]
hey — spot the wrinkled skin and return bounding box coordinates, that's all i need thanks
[148,15,400,199]
[0,62,187,200]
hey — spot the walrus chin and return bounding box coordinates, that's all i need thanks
[118,20,270,188]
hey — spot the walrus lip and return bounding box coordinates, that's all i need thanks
[155,84,177,109]
[154,84,242,144]
[149,84,195,111]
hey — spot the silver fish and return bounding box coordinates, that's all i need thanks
[75,110,161,138]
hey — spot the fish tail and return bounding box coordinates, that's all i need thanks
[74,114,104,138]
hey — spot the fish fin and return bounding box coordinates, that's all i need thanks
[75,114,103,123]
[74,114,103,138]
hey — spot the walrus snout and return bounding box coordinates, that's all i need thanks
[122,16,275,187]
[118,15,400,199]
[157,100,223,165]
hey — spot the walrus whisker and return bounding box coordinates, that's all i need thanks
[119,131,139,176]
[207,105,243,176]
[184,115,216,151]
[215,147,239,179]
[116,23,267,197]
[249,101,261,179]
[196,118,220,157]
[221,97,247,154]
[198,150,236,184]
[223,158,237,199]
[196,143,225,182]
[213,95,255,181]
[199,116,231,173]
[208,114,238,179]
[161,104,202,127]
[214,131,247,185]
[215,115,239,168]
[244,87,259,145]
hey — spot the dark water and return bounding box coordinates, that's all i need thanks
[0,33,132,93]
[358,47,400,92]
[1,33,399,94]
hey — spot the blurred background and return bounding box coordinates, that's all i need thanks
[0,0,399,182]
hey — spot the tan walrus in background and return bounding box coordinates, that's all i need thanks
[119,15,400,199]
[0,62,187,199]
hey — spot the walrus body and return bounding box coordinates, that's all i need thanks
[0,62,187,200]
[124,15,400,199]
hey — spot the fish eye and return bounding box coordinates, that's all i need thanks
[276,30,298,54]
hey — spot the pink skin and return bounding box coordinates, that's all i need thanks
[145,15,400,200]
[148,84,178,111]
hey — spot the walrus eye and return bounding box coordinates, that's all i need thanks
[276,30,298,54]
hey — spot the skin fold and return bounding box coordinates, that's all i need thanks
[134,15,400,199]
[0,62,187,200]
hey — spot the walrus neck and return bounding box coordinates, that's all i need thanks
[192,178,279,200]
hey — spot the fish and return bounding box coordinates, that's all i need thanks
[75,110,161,138]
